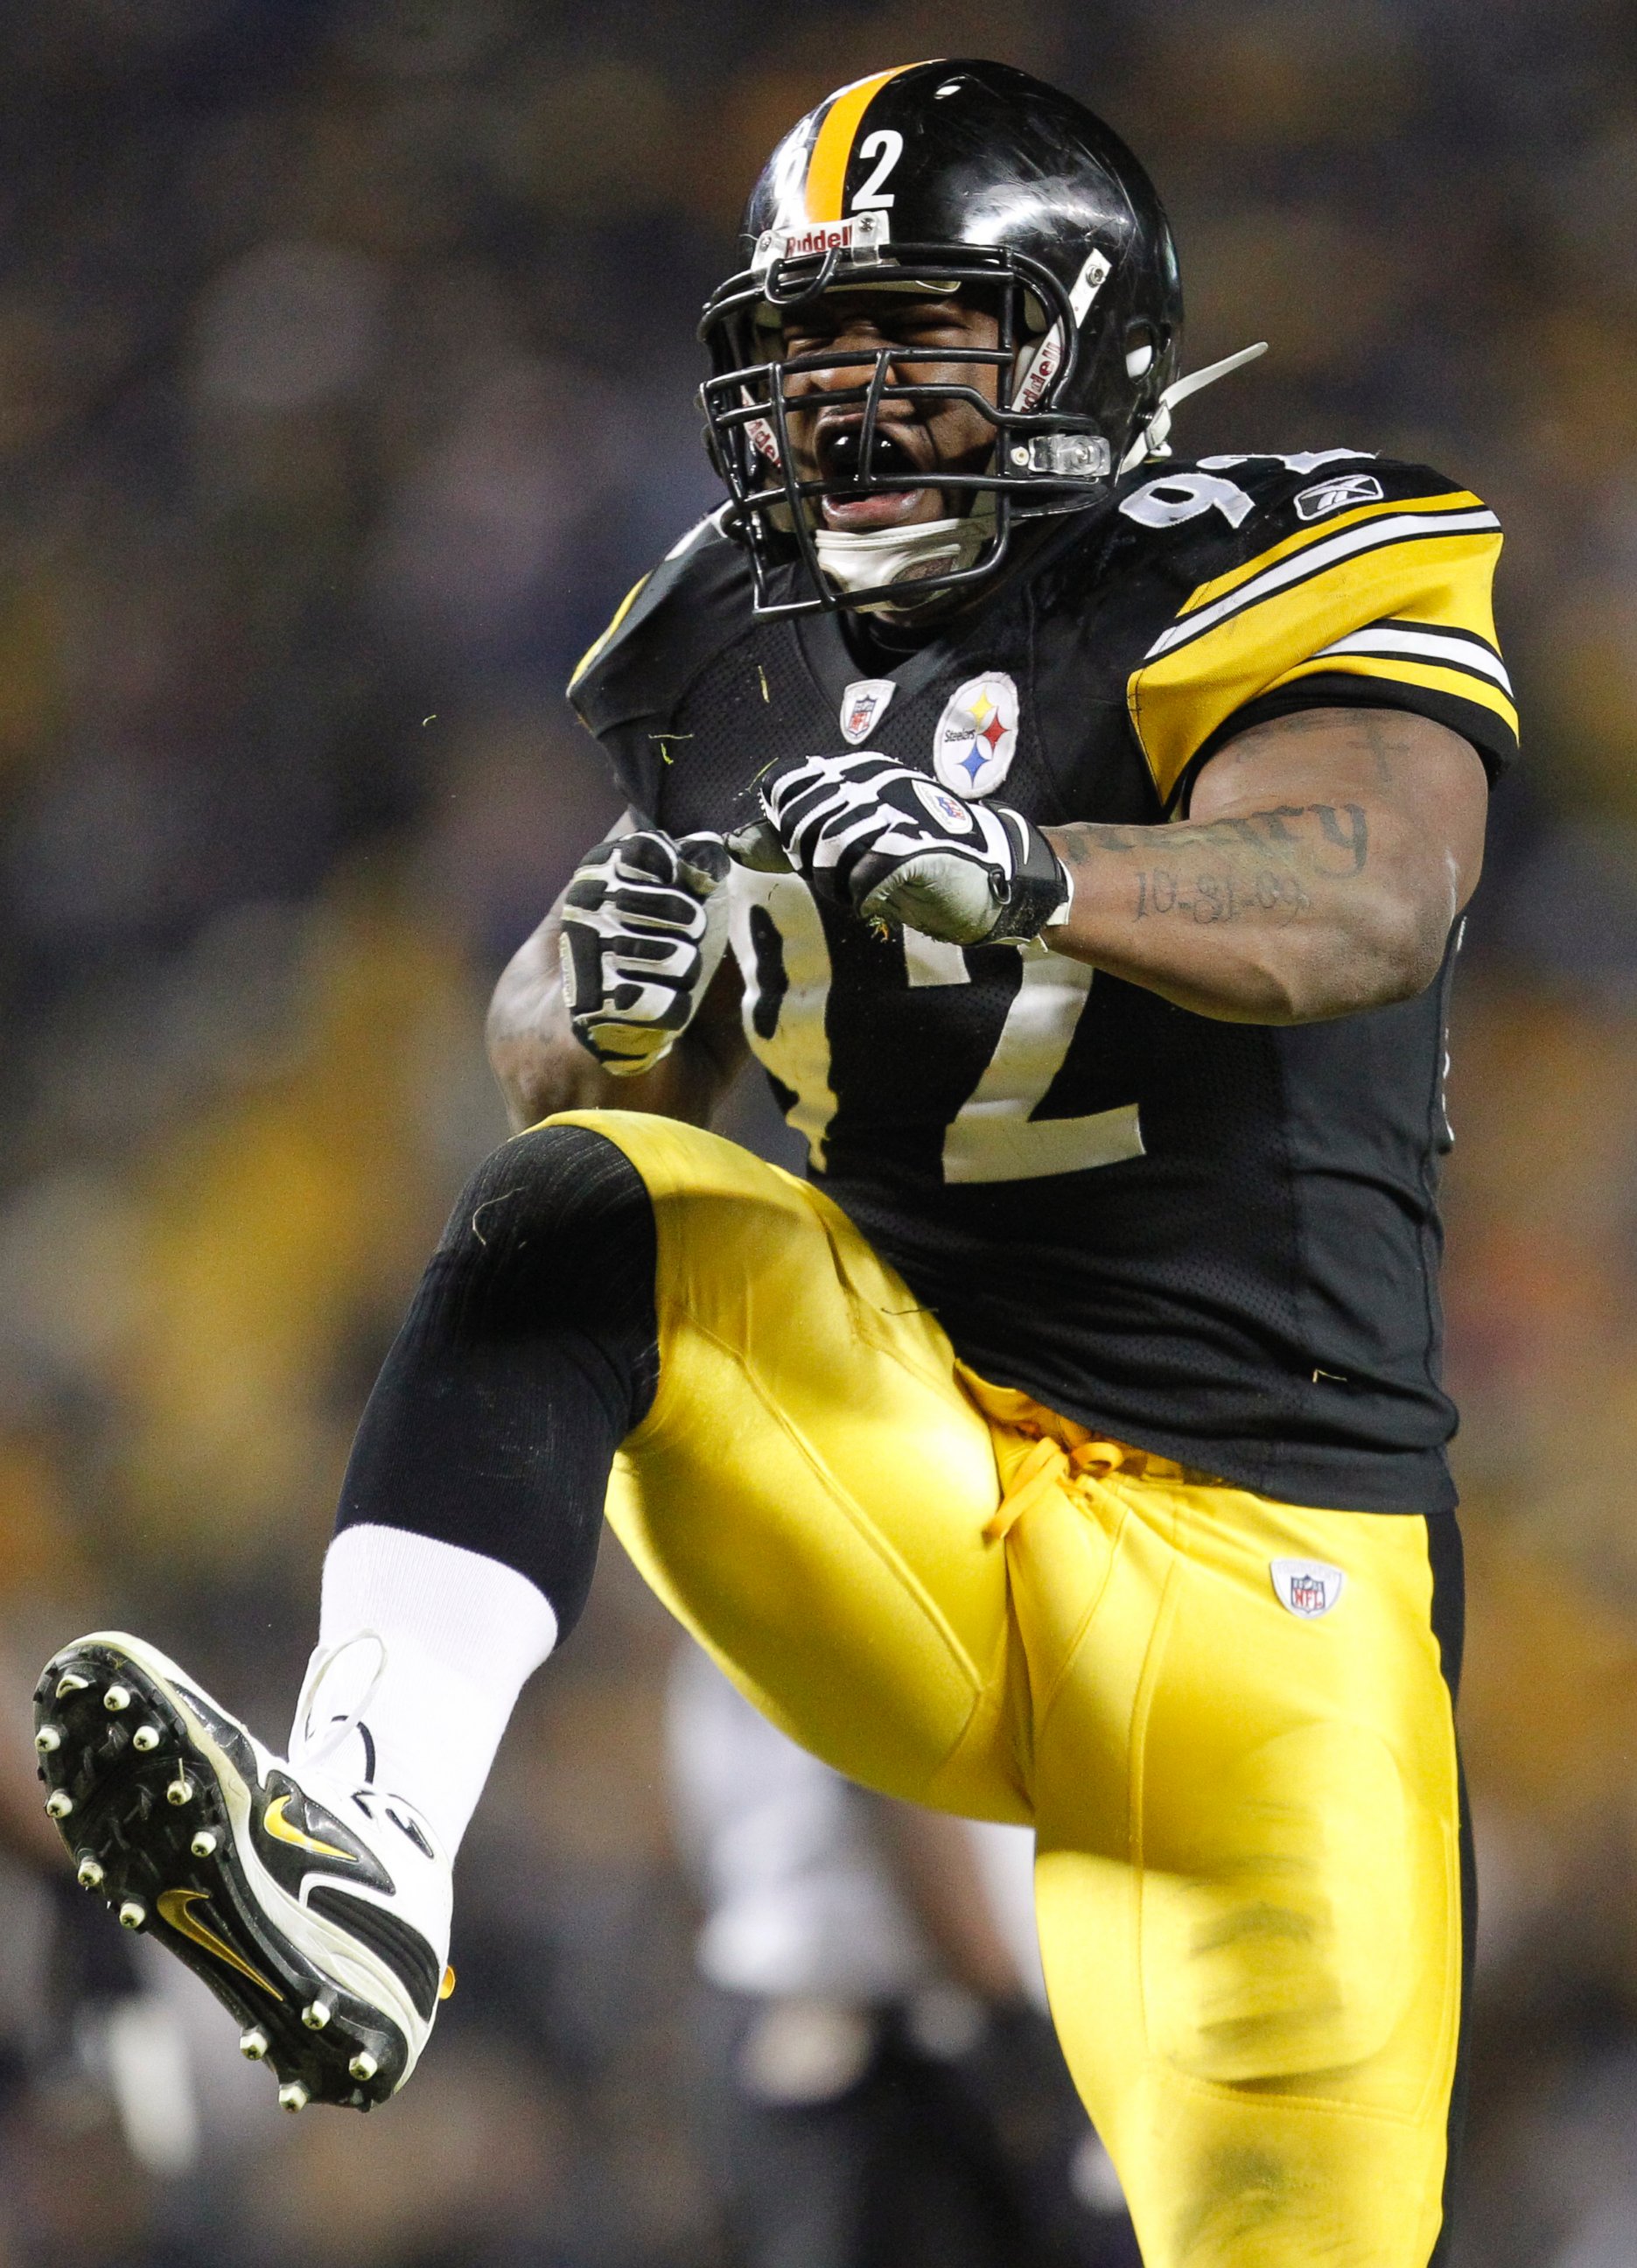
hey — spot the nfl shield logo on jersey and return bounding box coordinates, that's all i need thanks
[1270,1558,1346,1619]
[934,672,1020,797]
[840,678,896,746]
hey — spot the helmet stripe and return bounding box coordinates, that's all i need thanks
[804,62,927,221]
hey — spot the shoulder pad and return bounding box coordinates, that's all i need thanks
[1111,451,1491,578]
[568,508,753,740]
[1116,452,1512,805]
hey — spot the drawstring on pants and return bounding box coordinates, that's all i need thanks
[983,1433,1130,1543]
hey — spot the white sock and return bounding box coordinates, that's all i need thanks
[288,1525,559,1858]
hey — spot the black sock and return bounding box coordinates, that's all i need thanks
[335,1124,659,1642]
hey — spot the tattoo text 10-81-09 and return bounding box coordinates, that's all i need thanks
[1053,802,1370,928]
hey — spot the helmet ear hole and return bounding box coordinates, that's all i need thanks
[1123,319,1158,381]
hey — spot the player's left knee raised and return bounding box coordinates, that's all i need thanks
[429,1122,660,1371]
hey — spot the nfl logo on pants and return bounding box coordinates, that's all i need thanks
[1270,1558,1346,1619]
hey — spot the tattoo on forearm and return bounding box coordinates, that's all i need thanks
[1312,803,1368,872]
[1054,801,1369,926]
[1134,867,1311,923]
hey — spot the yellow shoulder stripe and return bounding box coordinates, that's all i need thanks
[1128,526,1510,802]
[569,573,650,693]
[805,63,929,222]
[1179,490,1487,617]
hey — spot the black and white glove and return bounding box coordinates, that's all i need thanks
[559,829,731,1074]
[731,751,1070,947]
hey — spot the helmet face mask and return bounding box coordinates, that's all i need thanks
[697,60,1185,618]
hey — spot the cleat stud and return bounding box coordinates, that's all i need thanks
[348,2051,378,2083]
[55,1671,89,1698]
[301,1999,332,2031]
[189,1830,218,1858]
[45,1791,73,1819]
[76,1857,105,1889]
[131,1726,161,1752]
[34,1726,61,1754]
[117,1900,146,1930]
[239,2027,269,2062]
[103,1685,131,1713]
[277,2081,310,2113]
[165,1776,194,1807]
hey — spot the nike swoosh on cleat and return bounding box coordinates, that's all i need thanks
[157,1888,284,2000]
[263,1793,358,1864]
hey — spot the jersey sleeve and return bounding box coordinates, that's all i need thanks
[565,508,751,823]
[1123,458,1517,810]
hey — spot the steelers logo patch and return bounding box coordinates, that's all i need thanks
[934,672,1019,798]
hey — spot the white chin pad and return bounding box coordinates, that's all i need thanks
[814,517,986,601]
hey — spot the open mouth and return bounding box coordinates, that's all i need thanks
[815,421,935,530]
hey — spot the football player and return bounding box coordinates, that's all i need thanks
[34,60,1514,2268]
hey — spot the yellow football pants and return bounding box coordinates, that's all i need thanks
[553,1110,1467,2268]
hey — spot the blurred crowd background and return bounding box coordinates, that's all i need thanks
[2,0,1635,2261]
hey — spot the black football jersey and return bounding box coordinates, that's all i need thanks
[568,452,1516,1515]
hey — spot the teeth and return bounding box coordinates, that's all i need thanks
[165,1776,194,1807]
[103,1686,131,1713]
[76,1858,104,1889]
[190,1830,218,1858]
[56,1672,89,1698]
[34,1726,61,1754]
[348,2052,377,2083]
[277,2082,309,2114]
[132,1726,161,1752]
[117,1900,146,1930]
[301,2000,332,2031]
[239,2027,269,2062]
[45,1791,73,1819]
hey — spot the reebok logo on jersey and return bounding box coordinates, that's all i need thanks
[1294,472,1384,522]
[934,673,1019,797]
[1270,1558,1346,1618]
[840,678,895,744]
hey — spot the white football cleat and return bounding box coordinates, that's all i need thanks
[33,1631,452,2110]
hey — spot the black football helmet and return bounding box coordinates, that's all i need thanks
[699,60,1188,616]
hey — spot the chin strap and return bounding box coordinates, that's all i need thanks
[1119,341,1270,474]
[813,514,989,612]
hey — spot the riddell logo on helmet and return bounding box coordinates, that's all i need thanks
[754,213,890,270]
[1015,331,1063,415]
